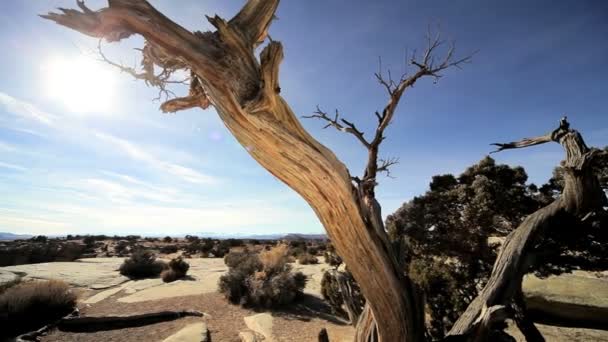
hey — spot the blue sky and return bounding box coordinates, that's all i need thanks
[0,0,606,236]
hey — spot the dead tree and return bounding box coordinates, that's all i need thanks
[41,1,605,341]
[446,117,607,340]
[41,2,470,341]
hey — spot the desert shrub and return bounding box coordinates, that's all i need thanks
[0,240,85,266]
[212,240,231,258]
[324,243,343,267]
[0,280,77,338]
[82,235,96,248]
[163,236,173,243]
[224,250,257,269]
[297,253,319,265]
[226,238,244,247]
[114,240,129,255]
[119,250,167,279]
[125,235,141,242]
[185,235,200,243]
[288,246,306,257]
[307,246,319,256]
[161,257,190,283]
[218,244,306,308]
[320,269,365,320]
[160,244,178,254]
[30,235,48,243]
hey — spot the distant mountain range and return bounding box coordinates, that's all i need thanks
[195,232,327,241]
[0,232,33,240]
[0,231,327,241]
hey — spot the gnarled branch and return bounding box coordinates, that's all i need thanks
[448,118,606,340]
[303,107,371,149]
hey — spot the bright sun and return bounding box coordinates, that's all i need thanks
[43,56,116,114]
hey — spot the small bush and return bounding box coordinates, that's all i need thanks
[163,236,173,243]
[160,244,179,254]
[321,269,365,319]
[161,257,190,283]
[324,243,343,267]
[224,250,258,269]
[119,250,167,279]
[218,244,306,308]
[0,280,77,338]
[297,253,319,265]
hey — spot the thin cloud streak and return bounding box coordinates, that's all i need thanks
[94,132,219,185]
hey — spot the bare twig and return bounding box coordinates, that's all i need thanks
[303,106,371,148]
[97,40,189,101]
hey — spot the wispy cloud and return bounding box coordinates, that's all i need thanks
[0,141,17,152]
[94,132,219,184]
[0,161,27,171]
[0,91,56,126]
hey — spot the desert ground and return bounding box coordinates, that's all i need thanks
[1,256,608,341]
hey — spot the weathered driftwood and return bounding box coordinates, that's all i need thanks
[57,310,204,332]
[15,309,203,340]
[42,2,471,341]
[447,117,607,340]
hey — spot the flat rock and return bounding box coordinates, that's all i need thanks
[244,313,275,342]
[506,320,608,341]
[83,286,123,304]
[1,260,129,289]
[118,275,221,303]
[0,269,19,286]
[523,271,608,327]
[239,331,260,342]
[162,322,206,342]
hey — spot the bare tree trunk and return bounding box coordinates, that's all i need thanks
[513,289,544,342]
[42,1,435,341]
[447,118,607,340]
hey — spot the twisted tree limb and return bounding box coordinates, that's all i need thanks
[447,117,607,340]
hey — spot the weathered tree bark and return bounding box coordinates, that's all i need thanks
[447,117,607,340]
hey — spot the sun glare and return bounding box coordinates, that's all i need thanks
[43,56,116,114]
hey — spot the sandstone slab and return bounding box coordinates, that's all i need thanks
[162,322,207,342]
[1,260,129,289]
[244,313,275,342]
[523,271,608,328]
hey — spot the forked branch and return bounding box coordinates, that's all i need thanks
[303,107,371,148]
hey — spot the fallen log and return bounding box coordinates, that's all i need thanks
[57,310,204,332]
[15,309,204,341]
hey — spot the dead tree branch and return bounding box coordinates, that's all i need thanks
[447,117,606,340]
[303,107,371,148]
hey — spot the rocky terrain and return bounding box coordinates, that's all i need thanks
[1,258,607,341]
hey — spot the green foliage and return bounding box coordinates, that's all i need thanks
[0,280,77,338]
[386,157,546,338]
[119,250,167,279]
[386,155,608,338]
[218,244,306,308]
